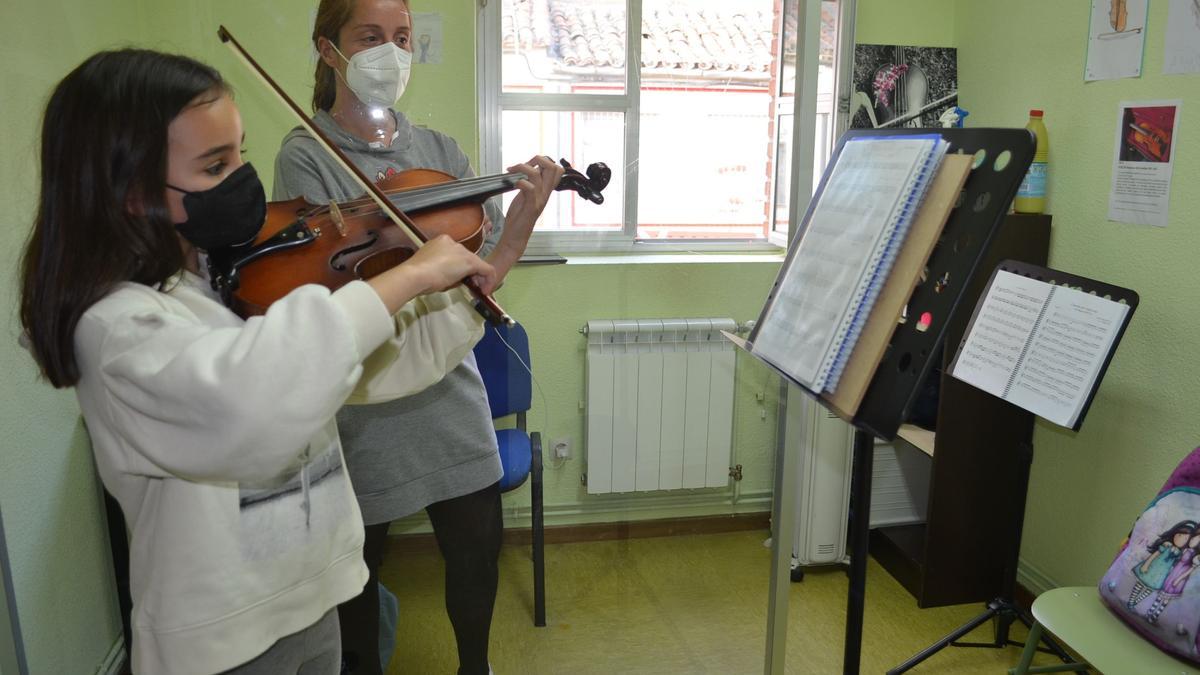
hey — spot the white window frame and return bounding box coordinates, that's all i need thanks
[476,0,853,255]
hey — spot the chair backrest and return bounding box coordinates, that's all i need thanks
[473,321,532,419]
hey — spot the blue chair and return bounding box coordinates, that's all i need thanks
[473,321,546,627]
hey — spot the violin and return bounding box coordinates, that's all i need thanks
[1110,0,1128,32]
[207,160,610,318]
[216,25,608,325]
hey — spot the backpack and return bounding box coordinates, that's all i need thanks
[1099,447,1200,663]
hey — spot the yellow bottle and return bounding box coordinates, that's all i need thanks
[1014,109,1048,214]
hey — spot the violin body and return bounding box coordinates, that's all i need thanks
[211,169,485,317]
[207,160,609,318]
[1110,0,1128,32]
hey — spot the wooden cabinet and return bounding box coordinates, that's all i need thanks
[869,213,1051,608]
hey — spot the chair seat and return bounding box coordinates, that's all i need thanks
[1033,586,1198,674]
[496,428,532,492]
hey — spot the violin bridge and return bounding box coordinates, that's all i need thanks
[329,200,348,237]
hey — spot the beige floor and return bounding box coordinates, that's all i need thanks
[382,530,1067,674]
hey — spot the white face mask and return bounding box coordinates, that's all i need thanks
[332,41,412,109]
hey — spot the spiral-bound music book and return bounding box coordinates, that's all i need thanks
[751,134,950,394]
[948,262,1137,430]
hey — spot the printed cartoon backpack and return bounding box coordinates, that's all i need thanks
[1099,446,1200,663]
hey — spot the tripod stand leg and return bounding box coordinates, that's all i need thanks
[886,605,998,675]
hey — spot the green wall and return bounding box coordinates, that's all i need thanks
[855,0,957,47]
[21,0,1155,672]
[0,1,792,670]
[957,1,1200,590]
[474,263,783,531]
[1,3,140,673]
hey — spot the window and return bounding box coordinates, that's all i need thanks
[477,0,853,252]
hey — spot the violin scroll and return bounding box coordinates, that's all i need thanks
[555,158,610,205]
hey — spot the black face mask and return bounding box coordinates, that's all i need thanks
[168,162,266,251]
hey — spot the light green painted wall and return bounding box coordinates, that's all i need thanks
[0,3,143,672]
[401,1,482,159]
[957,1,1200,588]
[472,262,784,531]
[855,0,957,47]
[0,1,963,671]
[139,0,479,197]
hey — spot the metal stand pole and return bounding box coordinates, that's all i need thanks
[843,428,876,675]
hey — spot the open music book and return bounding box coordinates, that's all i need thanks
[949,268,1132,428]
[751,134,950,394]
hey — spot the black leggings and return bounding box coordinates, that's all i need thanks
[339,481,503,675]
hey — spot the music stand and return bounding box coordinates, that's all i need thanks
[739,127,1056,675]
[887,261,1139,674]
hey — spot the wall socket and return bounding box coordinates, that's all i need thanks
[552,437,572,459]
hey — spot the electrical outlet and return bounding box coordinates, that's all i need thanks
[552,437,572,459]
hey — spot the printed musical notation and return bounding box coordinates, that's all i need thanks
[951,270,1130,428]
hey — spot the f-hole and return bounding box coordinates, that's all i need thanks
[330,230,380,271]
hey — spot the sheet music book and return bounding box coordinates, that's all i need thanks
[751,135,950,393]
[949,269,1133,428]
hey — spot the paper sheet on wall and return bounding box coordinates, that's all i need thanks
[1085,0,1148,81]
[1108,100,1183,227]
[1164,0,1200,75]
[412,13,444,65]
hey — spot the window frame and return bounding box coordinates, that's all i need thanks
[476,0,853,254]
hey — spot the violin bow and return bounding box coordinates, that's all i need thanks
[217,25,513,326]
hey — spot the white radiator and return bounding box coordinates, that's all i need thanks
[786,385,930,571]
[584,318,737,495]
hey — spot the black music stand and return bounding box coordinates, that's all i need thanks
[743,127,1059,674]
[888,261,1139,674]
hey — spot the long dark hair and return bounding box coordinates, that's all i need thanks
[20,49,228,388]
[1147,520,1198,553]
[311,0,410,112]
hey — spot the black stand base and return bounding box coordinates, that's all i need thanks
[887,597,1085,674]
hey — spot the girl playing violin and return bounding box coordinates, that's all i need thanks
[274,2,562,674]
[20,48,497,675]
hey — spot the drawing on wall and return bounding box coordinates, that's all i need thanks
[848,44,957,130]
[1086,0,1148,81]
[1164,0,1200,75]
[412,12,444,64]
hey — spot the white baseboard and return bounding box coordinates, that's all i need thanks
[97,635,124,675]
[1017,557,1059,597]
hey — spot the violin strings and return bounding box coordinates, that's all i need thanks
[299,173,518,220]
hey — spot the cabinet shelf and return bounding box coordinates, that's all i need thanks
[896,424,935,457]
[869,213,1050,608]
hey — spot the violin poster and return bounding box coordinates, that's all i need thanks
[1085,0,1148,81]
[1108,100,1183,227]
[848,44,957,130]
